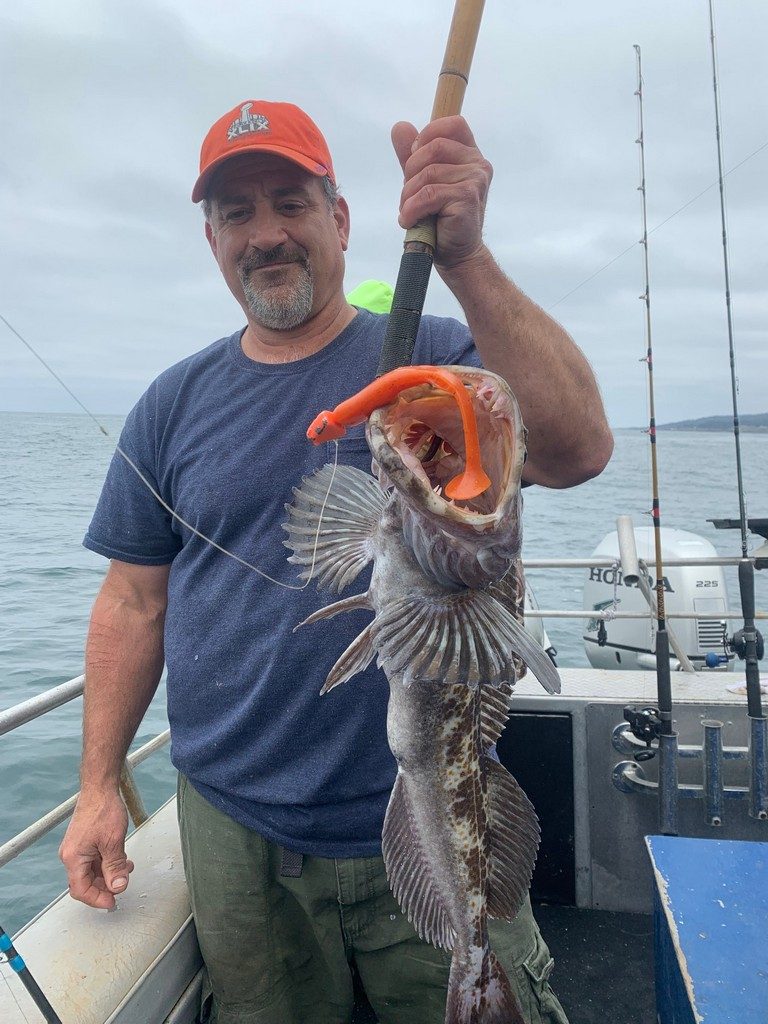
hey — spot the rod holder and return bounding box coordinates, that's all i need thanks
[749,715,768,820]
[702,720,724,826]
[612,721,749,763]
[611,760,751,802]
[658,732,680,835]
[616,515,640,584]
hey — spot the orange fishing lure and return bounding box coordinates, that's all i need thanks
[307,367,491,501]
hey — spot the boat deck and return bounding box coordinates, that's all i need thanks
[514,665,747,704]
[532,904,655,1024]
[350,904,656,1023]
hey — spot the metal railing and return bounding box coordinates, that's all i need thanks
[1,551,764,871]
[0,676,170,870]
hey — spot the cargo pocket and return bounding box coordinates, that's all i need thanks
[516,930,570,1024]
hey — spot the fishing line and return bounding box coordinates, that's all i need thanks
[2,314,339,592]
[1,313,109,437]
[114,441,339,590]
[546,137,768,313]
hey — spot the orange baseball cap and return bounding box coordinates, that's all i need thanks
[192,100,335,203]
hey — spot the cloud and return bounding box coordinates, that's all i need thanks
[1,0,766,427]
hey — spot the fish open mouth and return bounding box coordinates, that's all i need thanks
[370,373,522,520]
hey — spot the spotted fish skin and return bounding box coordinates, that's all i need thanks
[386,674,523,1024]
[283,368,561,1023]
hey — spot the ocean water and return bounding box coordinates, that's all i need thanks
[1,412,766,934]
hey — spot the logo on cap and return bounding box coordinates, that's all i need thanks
[227,103,270,141]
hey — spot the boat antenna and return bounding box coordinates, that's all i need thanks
[706,0,767,817]
[634,43,679,835]
[0,924,63,1023]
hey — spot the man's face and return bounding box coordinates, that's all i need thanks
[205,153,350,331]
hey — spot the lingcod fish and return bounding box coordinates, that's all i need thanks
[283,366,561,1024]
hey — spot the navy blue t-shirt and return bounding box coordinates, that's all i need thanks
[85,309,481,856]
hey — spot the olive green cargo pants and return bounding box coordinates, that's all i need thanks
[178,775,569,1024]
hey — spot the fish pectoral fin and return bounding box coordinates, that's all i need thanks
[372,592,515,686]
[294,592,372,631]
[320,623,377,694]
[487,562,528,683]
[484,593,562,695]
[381,774,456,951]
[282,464,387,593]
[371,589,561,694]
[484,756,540,922]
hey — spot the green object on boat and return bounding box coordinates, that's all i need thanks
[346,280,394,314]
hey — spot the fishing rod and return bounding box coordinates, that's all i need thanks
[634,44,679,835]
[0,924,63,1024]
[377,0,485,375]
[706,0,767,818]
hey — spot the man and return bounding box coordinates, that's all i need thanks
[60,100,612,1023]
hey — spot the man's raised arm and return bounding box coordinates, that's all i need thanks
[392,115,614,488]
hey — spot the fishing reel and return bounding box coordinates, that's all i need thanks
[729,627,765,662]
[706,626,765,668]
[623,705,662,762]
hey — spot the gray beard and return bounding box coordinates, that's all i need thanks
[238,248,314,330]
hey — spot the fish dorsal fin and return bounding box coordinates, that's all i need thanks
[381,774,456,951]
[283,464,387,593]
[371,589,561,694]
[483,757,540,921]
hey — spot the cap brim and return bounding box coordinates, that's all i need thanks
[191,144,330,203]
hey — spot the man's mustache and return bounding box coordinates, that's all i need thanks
[237,246,310,275]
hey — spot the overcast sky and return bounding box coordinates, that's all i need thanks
[1,0,766,428]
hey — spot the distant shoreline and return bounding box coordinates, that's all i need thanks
[657,426,768,434]
[638,412,768,434]
[3,410,768,434]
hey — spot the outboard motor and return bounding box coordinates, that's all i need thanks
[583,527,732,671]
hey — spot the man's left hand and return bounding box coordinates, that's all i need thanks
[391,116,493,271]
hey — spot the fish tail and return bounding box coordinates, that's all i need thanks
[446,946,526,1024]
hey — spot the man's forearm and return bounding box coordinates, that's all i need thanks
[438,246,614,487]
[80,577,167,794]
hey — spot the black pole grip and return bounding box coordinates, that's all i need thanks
[738,559,764,719]
[377,249,434,376]
[655,628,674,731]
[739,559,756,619]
